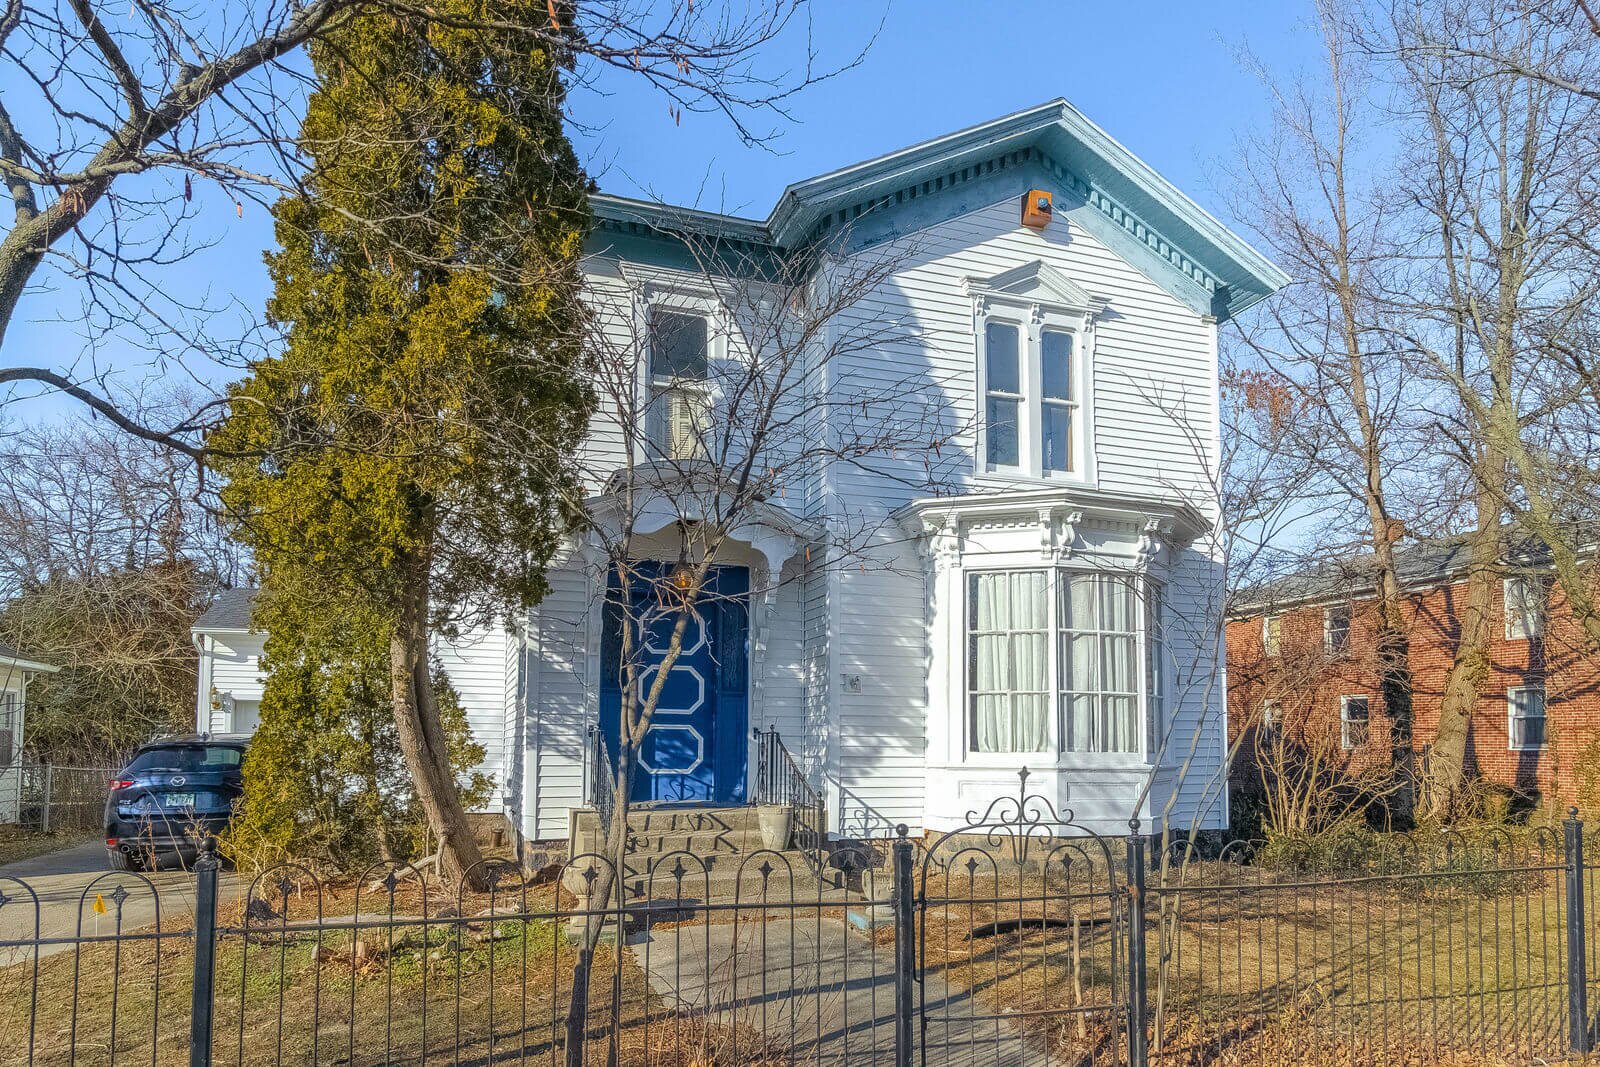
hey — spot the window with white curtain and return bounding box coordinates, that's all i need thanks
[967,569,1154,757]
[1062,573,1139,753]
[1144,580,1165,758]
[968,570,1051,752]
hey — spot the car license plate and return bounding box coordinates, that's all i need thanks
[164,792,195,808]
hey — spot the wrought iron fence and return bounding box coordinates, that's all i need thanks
[2,779,1600,1066]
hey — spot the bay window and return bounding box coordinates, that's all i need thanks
[967,569,1162,758]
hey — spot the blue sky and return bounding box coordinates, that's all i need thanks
[4,0,1319,420]
[573,1,1318,217]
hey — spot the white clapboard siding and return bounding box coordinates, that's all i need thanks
[193,626,510,814]
[813,195,1227,833]
[433,627,509,805]
[204,633,266,734]
[527,563,593,841]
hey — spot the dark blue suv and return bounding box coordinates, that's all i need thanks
[104,735,248,870]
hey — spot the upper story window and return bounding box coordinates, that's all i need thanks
[1324,604,1351,656]
[982,321,1023,469]
[1262,614,1283,658]
[1504,576,1546,640]
[967,569,1160,758]
[969,261,1098,482]
[647,308,711,460]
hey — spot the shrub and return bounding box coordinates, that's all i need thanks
[1257,821,1380,873]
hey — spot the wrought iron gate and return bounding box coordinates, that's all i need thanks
[912,768,1137,1065]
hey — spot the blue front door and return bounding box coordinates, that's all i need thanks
[600,566,749,804]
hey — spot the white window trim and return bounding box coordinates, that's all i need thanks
[1507,685,1547,752]
[1340,694,1370,751]
[972,300,1096,485]
[1504,576,1546,640]
[1262,614,1282,658]
[1324,604,1351,656]
[635,286,730,463]
[963,566,1160,765]
[1260,697,1281,734]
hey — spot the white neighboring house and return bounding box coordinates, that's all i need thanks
[0,642,60,824]
[194,100,1286,844]
[190,588,515,813]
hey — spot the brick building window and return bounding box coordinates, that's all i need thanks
[1324,604,1351,656]
[1260,698,1281,738]
[1504,576,1546,640]
[1340,695,1370,751]
[1262,614,1282,658]
[1508,686,1546,751]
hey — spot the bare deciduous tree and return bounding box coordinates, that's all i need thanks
[559,225,962,1063]
[0,0,874,449]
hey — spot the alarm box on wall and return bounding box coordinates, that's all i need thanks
[1021,189,1053,230]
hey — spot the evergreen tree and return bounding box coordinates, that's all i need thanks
[210,1,590,886]
[227,597,489,872]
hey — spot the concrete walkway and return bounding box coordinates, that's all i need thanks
[627,916,1049,1065]
[0,842,241,963]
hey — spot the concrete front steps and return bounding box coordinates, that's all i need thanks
[566,805,862,905]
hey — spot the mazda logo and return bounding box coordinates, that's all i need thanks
[170,775,186,786]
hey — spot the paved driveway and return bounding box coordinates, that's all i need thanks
[0,841,241,962]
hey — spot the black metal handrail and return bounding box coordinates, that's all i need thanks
[752,725,826,877]
[585,724,617,835]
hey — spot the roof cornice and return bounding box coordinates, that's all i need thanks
[588,100,1286,323]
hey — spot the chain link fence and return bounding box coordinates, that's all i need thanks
[0,757,112,833]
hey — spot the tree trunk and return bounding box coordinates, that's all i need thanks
[389,547,487,888]
[563,739,633,1067]
[1424,501,1500,822]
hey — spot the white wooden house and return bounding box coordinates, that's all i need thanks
[0,642,59,824]
[193,100,1285,844]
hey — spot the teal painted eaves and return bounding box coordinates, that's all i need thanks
[589,99,1288,322]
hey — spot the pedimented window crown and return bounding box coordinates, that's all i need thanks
[965,260,1105,318]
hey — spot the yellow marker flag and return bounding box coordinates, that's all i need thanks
[92,894,107,916]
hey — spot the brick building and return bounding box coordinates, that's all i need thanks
[1226,536,1600,814]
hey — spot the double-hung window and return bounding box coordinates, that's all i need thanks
[1504,576,1546,640]
[978,317,1085,478]
[982,321,1023,470]
[1340,695,1369,751]
[647,308,710,459]
[1061,573,1140,753]
[1260,698,1281,739]
[1508,686,1546,751]
[1262,614,1283,658]
[1040,329,1076,473]
[1324,604,1351,656]
[967,570,1158,758]
[968,571,1050,752]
